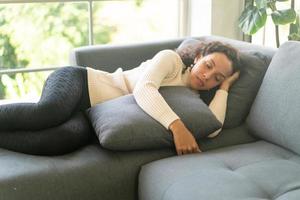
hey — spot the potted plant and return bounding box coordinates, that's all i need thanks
[238,0,300,47]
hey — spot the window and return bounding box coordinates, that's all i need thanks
[93,0,179,44]
[0,0,180,101]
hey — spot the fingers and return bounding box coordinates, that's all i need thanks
[234,71,240,75]
[224,71,240,88]
[176,145,202,155]
[228,71,240,82]
[176,149,183,156]
[233,71,240,79]
[196,146,202,153]
[232,71,240,80]
[182,148,189,155]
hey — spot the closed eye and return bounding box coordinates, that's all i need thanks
[215,76,221,82]
[205,61,212,69]
[215,75,225,82]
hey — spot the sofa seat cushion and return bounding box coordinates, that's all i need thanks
[0,144,175,200]
[139,141,300,200]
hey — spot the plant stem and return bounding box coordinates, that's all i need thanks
[270,1,279,47]
[289,0,295,41]
[275,25,280,48]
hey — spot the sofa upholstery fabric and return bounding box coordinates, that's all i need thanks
[0,36,277,200]
[139,141,300,200]
[247,41,300,155]
[87,86,222,151]
[0,144,175,200]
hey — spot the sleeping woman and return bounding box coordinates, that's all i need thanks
[0,41,240,155]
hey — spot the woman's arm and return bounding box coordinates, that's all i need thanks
[169,119,201,155]
[133,49,182,129]
[207,89,228,138]
[207,71,240,138]
[133,50,201,155]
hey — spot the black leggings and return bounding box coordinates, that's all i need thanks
[0,66,93,155]
[0,66,91,131]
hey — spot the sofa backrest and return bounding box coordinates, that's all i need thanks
[69,35,276,72]
[69,35,277,129]
[69,39,182,72]
[246,41,300,155]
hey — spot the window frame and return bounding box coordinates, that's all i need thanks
[0,0,188,75]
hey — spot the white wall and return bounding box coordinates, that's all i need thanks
[189,0,245,40]
[211,0,244,40]
[190,0,212,37]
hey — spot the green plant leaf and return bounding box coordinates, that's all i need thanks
[245,0,254,8]
[290,23,298,34]
[288,33,300,40]
[255,0,268,9]
[267,0,276,11]
[271,9,297,25]
[290,14,299,34]
[276,0,289,2]
[238,6,267,35]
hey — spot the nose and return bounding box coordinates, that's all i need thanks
[203,71,213,80]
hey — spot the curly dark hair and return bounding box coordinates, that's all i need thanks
[176,40,240,74]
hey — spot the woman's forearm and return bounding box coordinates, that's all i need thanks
[207,89,228,138]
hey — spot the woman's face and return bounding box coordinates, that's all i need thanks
[189,52,233,91]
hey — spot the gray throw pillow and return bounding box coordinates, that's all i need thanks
[177,38,270,128]
[223,51,269,128]
[87,86,222,151]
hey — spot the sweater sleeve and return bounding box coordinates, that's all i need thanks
[207,89,228,138]
[133,50,181,130]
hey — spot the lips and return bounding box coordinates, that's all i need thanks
[196,77,204,87]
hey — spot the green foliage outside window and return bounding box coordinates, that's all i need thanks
[0,2,116,100]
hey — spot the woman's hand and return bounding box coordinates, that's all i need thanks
[219,71,240,91]
[169,119,201,155]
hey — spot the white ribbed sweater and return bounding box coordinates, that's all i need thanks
[87,50,228,137]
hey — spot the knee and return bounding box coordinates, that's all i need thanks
[36,101,72,123]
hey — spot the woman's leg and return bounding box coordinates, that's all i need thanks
[0,112,93,155]
[0,66,91,131]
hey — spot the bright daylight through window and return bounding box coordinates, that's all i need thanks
[0,0,179,103]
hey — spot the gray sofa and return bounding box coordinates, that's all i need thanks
[2,35,298,200]
[138,38,300,199]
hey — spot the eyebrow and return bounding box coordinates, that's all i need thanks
[210,58,226,78]
[211,59,216,67]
